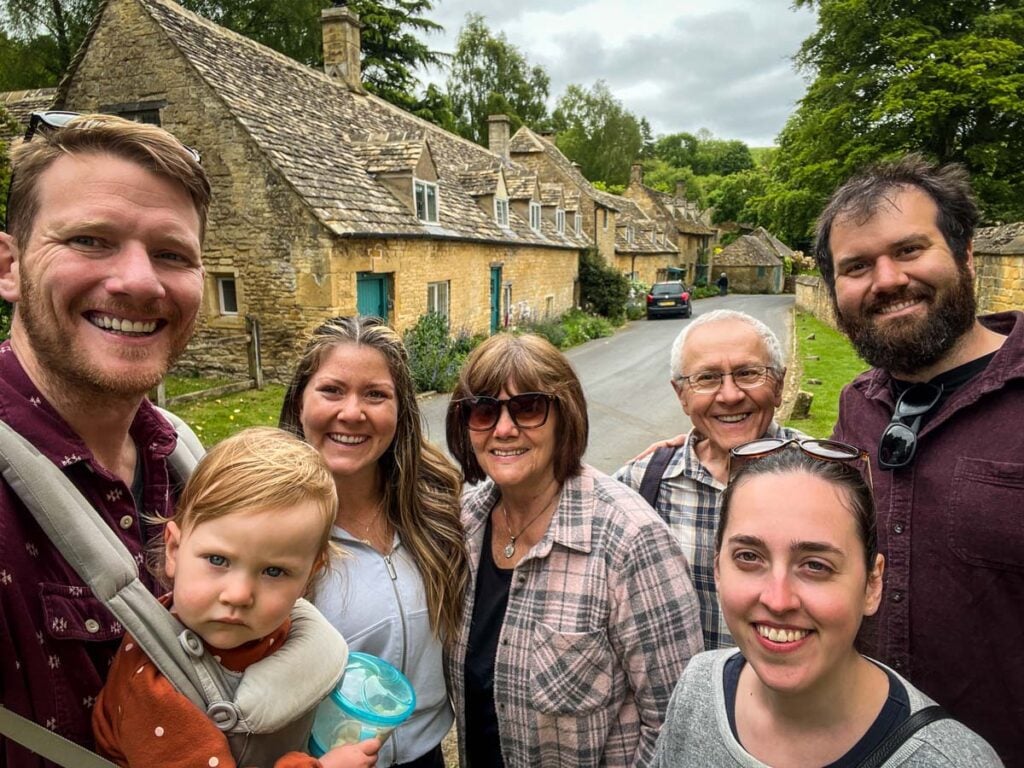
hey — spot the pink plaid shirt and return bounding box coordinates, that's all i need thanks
[448,465,704,767]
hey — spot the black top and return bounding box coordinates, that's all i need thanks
[723,652,911,768]
[464,515,513,768]
[892,350,996,422]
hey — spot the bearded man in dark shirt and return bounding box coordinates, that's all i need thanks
[0,113,209,766]
[813,154,1023,767]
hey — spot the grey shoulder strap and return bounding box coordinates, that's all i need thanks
[0,705,117,768]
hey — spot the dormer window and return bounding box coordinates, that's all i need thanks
[495,198,510,227]
[626,225,635,244]
[575,212,582,236]
[556,209,565,234]
[414,179,439,223]
[529,202,542,232]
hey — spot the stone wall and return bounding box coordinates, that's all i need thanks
[795,275,838,329]
[975,252,1024,314]
[613,254,679,287]
[722,266,783,294]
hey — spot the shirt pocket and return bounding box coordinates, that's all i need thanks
[946,457,1024,572]
[529,622,614,714]
[41,582,125,641]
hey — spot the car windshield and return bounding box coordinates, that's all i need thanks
[652,283,683,295]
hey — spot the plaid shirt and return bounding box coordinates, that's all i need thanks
[448,465,703,768]
[614,422,803,651]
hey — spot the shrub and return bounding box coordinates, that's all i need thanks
[403,313,481,393]
[519,317,568,349]
[626,304,646,321]
[561,309,615,346]
[578,248,629,320]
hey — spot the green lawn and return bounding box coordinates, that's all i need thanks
[784,312,870,439]
[163,378,288,447]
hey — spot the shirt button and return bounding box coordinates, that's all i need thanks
[893,522,904,534]
[119,515,134,530]
[85,619,100,633]
[892,591,903,603]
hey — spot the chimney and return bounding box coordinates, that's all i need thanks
[630,162,643,187]
[675,180,687,200]
[538,128,557,142]
[488,114,510,161]
[321,4,363,92]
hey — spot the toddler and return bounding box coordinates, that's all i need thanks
[93,427,381,768]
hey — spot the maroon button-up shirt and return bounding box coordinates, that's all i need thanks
[833,311,1024,767]
[0,340,178,767]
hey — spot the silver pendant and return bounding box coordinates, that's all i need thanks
[504,541,516,559]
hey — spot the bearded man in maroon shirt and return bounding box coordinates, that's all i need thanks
[0,113,209,766]
[813,154,1023,767]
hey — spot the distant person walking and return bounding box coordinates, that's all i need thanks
[717,272,729,296]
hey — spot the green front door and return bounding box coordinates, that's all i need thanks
[357,272,388,319]
[490,266,502,333]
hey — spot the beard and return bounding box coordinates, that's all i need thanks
[17,268,195,399]
[836,264,977,375]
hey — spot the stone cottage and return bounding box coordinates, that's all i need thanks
[712,227,791,294]
[624,164,717,283]
[974,222,1024,314]
[23,0,589,381]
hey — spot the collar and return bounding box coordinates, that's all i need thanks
[671,421,793,488]
[0,340,178,475]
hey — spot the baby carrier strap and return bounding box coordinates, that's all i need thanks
[0,416,348,767]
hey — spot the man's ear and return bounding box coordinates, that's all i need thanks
[772,368,786,408]
[0,232,22,303]
[164,521,182,581]
[964,241,976,279]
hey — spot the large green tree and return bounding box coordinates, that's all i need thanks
[2,0,100,84]
[446,13,550,145]
[767,0,1024,239]
[653,129,754,176]
[551,80,643,186]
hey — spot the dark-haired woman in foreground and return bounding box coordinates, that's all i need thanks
[652,442,1001,767]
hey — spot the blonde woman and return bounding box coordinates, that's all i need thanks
[280,316,468,768]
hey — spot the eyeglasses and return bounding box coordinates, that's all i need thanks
[4,111,201,232]
[458,392,556,431]
[878,383,943,470]
[731,436,873,488]
[675,365,776,394]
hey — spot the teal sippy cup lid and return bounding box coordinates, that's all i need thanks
[329,651,416,727]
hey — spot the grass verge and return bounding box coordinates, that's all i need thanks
[162,377,287,447]
[785,312,869,439]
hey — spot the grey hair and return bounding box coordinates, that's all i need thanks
[669,309,785,380]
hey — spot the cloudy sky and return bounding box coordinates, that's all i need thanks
[417,0,818,147]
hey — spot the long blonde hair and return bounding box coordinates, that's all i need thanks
[280,316,468,646]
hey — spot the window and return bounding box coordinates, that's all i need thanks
[602,209,608,230]
[574,212,582,236]
[216,276,238,315]
[556,209,565,234]
[529,202,542,232]
[626,226,635,245]
[757,266,767,278]
[495,198,510,227]
[427,280,450,319]
[414,180,439,223]
[102,100,165,125]
[545,295,554,318]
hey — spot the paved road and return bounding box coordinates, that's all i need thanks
[418,294,796,475]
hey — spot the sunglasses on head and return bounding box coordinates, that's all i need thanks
[4,111,202,232]
[878,383,943,470]
[458,392,556,431]
[731,437,873,489]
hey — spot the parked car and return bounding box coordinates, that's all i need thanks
[646,281,692,319]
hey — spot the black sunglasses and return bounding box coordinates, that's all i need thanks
[458,392,556,431]
[4,111,201,232]
[878,383,943,470]
[731,437,873,489]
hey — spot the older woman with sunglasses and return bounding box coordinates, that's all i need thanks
[444,333,703,768]
[651,439,1001,767]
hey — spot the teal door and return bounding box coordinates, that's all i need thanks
[490,266,502,333]
[357,273,388,319]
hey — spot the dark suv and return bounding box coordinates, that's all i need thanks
[646,281,692,319]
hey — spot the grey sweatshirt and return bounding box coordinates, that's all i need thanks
[651,649,1003,767]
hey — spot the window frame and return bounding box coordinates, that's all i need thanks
[426,280,451,320]
[216,275,239,316]
[414,179,439,224]
[555,209,565,234]
[494,197,510,228]
[529,201,542,232]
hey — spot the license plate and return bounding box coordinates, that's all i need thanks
[658,301,674,306]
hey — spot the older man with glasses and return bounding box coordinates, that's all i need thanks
[0,113,209,765]
[814,154,1023,768]
[615,309,804,651]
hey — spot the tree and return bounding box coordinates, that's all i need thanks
[769,0,1024,238]
[446,14,550,145]
[639,158,707,207]
[653,132,699,169]
[551,81,644,187]
[2,0,100,83]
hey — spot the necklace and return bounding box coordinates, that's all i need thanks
[358,503,388,549]
[500,489,560,559]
